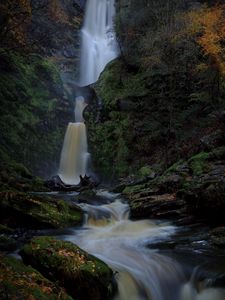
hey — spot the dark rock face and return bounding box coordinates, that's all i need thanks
[121,147,225,226]
[21,236,117,300]
[0,1,84,177]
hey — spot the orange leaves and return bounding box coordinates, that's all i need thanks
[0,0,31,48]
[58,249,76,257]
[48,0,70,25]
[187,4,225,74]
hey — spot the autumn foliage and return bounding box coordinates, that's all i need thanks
[0,0,31,48]
[188,4,225,75]
[48,0,70,24]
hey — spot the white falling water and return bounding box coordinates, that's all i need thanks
[58,97,90,185]
[58,0,118,184]
[63,192,225,300]
[79,0,118,86]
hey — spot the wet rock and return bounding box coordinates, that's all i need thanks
[200,130,224,151]
[158,174,184,193]
[0,191,83,229]
[0,236,17,252]
[0,163,48,193]
[20,237,117,300]
[128,192,187,221]
[0,255,72,300]
[45,175,98,192]
[179,180,225,224]
[209,227,225,247]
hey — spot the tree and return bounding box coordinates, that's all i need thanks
[0,0,32,49]
[187,4,225,100]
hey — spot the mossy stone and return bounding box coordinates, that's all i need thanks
[0,255,73,299]
[21,237,116,300]
[0,191,83,229]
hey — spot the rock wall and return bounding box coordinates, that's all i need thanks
[0,0,84,177]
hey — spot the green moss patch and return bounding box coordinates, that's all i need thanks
[21,237,116,300]
[0,192,83,229]
[0,255,72,300]
[0,162,48,192]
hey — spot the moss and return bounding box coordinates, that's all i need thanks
[164,160,185,174]
[21,237,116,300]
[11,163,32,179]
[0,255,72,299]
[138,165,155,178]
[0,50,67,175]
[0,162,47,192]
[122,182,150,195]
[188,152,211,176]
[209,146,225,159]
[0,192,83,229]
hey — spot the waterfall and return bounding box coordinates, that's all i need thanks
[79,0,118,86]
[58,0,118,184]
[62,191,225,300]
[58,97,90,185]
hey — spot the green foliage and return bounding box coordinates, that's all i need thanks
[88,1,225,179]
[0,50,66,174]
[188,152,210,176]
[188,147,225,176]
[138,166,154,178]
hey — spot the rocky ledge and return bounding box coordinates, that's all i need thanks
[20,236,116,300]
[0,191,83,230]
[120,146,225,226]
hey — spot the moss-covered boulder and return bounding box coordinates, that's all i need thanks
[0,192,83,229]
[0,255,72,300]
[21,237,116,300]
[0,162,48,193]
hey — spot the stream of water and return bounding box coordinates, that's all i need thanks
[57,1,225,298]
[79,0,118,86]
[61,191,225,300]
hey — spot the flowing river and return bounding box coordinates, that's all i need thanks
[60,190,225,300]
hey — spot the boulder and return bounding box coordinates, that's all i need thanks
[45,175,98,192]
[0,255,72,300]
[20,237,116,300]
[0,236,17,252]
[0,191,83,229]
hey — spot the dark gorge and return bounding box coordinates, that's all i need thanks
[0,0,225,299]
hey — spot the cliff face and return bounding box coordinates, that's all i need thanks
[88,0,225,180]
[0,0,83,177]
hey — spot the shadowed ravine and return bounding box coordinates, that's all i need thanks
[61,191,225,300]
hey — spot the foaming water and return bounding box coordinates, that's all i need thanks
[79,0,118,86]
[62,192,225,300]
[181,283,225,300]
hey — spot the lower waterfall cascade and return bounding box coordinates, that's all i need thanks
[58,96,90,185]
[62,191,225,300]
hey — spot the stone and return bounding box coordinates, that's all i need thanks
[0,255,72,300]
[20,237,117,300]
[0,191,83,229]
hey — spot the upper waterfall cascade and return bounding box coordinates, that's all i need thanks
[79,0,118,86]
[58,0,118,184]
